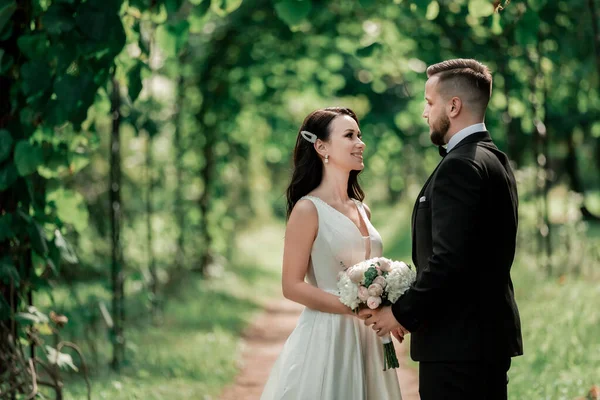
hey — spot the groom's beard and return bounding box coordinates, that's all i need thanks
[430,114,450,146]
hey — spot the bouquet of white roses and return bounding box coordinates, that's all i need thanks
[337,257,416,370]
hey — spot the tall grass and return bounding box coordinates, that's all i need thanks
[37,222,285,399]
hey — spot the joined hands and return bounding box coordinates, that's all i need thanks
[358,306,410,342]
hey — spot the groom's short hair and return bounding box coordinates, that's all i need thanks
[427,59,492,116]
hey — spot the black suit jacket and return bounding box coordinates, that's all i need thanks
[392,131,523,362]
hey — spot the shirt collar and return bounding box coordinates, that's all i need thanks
[446,122,487,153]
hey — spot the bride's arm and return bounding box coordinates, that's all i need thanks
[281,200,353,315]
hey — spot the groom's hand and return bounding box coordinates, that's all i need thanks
[358,306,409,338]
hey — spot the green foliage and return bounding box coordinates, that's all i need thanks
[2,0,600,396]
[274,0,312,26]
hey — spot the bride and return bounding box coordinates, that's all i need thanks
[260,107,403,399]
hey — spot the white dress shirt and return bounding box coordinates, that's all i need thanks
[446,122,487,153]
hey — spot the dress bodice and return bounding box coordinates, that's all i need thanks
[300,195,383,293]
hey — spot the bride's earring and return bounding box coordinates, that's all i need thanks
[324,155,329,164]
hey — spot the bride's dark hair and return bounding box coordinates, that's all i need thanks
[286,107,365,219]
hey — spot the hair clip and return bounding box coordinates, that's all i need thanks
[300,130,317,144]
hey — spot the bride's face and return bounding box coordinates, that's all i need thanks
[323,115,365,171]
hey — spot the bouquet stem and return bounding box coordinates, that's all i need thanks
[381,334,399,371]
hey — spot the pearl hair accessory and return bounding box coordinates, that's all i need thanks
[300,130,317,143]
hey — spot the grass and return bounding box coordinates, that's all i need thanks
[36,221,285,400]
[35,198,600,399]
[508,259,600,400]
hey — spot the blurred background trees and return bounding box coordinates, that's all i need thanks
[1,0,599,398]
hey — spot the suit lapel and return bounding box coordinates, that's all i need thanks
[411,157,445,267]
[411,131,493,269]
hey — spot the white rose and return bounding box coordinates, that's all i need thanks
[378,258,392,272]
[367,283,383,297]
[373,276,387,289]
[358,286,369,301]
[367,296,382,309]
[349,266,365,283]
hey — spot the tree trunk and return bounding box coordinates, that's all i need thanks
[110,76,125,369]
[174,74,186,272]
[588,0,600,80]
[146,133,158,321]
[198,124,215,274]
[566,125,600,221]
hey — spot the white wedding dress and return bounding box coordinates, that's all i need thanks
[260,195,402,400]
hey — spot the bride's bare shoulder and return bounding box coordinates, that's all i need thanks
[289,198,318,222]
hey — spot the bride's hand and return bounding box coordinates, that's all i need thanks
[391,327,406,343]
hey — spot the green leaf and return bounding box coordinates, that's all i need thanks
[0,48,14,74]
[165,0,185,14]
[28,219,48,257]
[0,1,16,34]
[17,33,49,60]
[359,0,374,7]
[47,188,89,232]
[515,9,540,47]
[16,306,49,325]
[42,3,76,35]
[54,230,78,264]
[46,346,79,371]
[0,256,19,286]
[0,129,13,163]
[491,12,503,35]
[194,0,211,13]
[156,21,189,58]
[425,1,439,20]
[53,71,96,123]
[274,0,311,27]
[468,0,495,18]
[14,141,44,176]
[127,62,144,102]
[356,42,382,58]
[0,163,18,191]
[212,0,243,15]
[20,62,52,98]
[75,5,125,58]
[0,213,13,241]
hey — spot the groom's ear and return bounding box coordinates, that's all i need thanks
[448,97,462,117]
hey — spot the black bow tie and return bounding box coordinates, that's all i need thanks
[439,146,447,158]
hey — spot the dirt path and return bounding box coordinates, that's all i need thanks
[219,297,420,400]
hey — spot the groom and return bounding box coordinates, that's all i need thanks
[360,59,523,399]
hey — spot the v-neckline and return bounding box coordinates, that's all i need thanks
[304,195,370,239]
